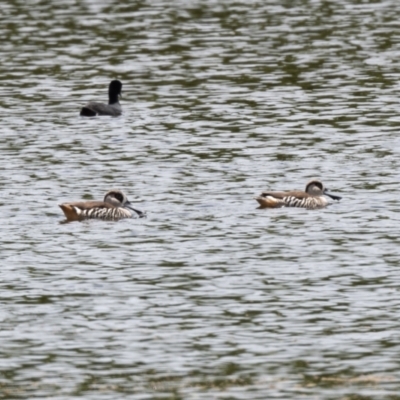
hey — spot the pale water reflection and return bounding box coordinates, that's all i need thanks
[1,0,400,399]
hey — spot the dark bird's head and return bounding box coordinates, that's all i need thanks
[108,80,122,104]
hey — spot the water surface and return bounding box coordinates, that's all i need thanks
[1,0,400,398]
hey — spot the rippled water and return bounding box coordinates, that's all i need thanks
[2,0,400,398]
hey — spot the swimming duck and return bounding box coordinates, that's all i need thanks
[255,179,341,209]
[59,189,145,221]
[80,80,122,116]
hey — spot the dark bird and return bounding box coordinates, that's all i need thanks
[80,80,122,116]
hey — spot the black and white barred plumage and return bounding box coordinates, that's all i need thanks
[73,205,133,220]
[281,195,327,209]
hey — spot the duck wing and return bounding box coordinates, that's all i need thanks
[255,190,310,208]
[59,201,114,221]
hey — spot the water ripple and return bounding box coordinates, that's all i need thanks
[1,0,400,398]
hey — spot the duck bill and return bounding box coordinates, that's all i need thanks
[125,201,145,218]
[324,189,342,201]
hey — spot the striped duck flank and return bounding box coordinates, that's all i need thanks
[255,179,341,210]
[80,80,122,116]
[59,189,145,222]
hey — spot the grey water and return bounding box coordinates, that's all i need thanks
[1,0,400,398]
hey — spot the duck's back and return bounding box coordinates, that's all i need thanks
[256,191,327,209]
[80,102,122,116]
